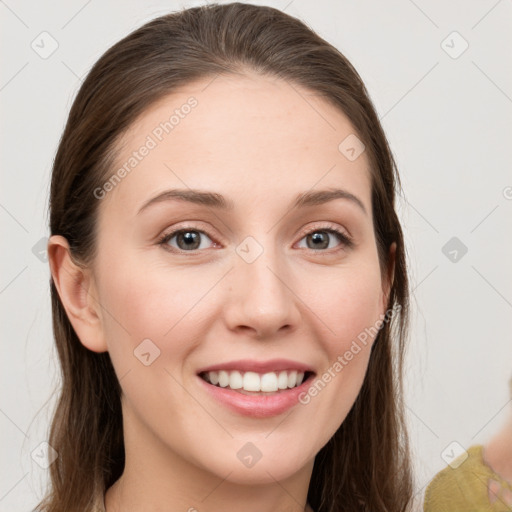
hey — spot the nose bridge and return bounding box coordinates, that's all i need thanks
[227,234,299,335]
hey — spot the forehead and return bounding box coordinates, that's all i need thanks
[101,72,372,218]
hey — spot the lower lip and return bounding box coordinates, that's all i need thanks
[197,374,314,418]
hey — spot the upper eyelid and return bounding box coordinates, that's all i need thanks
[295,222,351,239]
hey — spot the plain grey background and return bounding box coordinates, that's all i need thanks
[1,0,511,510]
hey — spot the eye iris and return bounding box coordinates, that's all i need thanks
[178,231,200,250]
[308,231,329,249]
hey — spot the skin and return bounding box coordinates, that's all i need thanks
[48,71,396,512]
[484,410,512,484]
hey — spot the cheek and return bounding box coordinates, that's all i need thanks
[93,214,198,336]
[312,261,384,348]
[298,262,383,422]
[97,261,209,429]
[96,254,212,372]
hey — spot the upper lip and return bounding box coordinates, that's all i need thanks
[196,358,315,375]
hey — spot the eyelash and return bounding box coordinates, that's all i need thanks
[157,223,354,255]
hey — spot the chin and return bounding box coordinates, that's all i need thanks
[193,442,313,485]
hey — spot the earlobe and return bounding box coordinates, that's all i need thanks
[47,235,108,353]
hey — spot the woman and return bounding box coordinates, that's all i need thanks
[37,3,413,511]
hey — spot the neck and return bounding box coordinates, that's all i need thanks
[104,402,315,512]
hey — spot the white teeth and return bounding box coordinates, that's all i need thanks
[277,371,289,389]
[260,372,278,392]
[202,369,308,392]
[218,370,229,387]
[229,370,243,389]
[243,371,261,391]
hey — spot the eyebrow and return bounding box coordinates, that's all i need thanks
[137,187,367,216]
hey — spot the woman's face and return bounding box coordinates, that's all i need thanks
[84,72,393,484]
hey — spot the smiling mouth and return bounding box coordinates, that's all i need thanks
[198,369,315,395]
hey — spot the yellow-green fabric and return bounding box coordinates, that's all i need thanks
[423,444,512,512]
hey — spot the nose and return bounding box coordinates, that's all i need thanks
[223,243,302,340]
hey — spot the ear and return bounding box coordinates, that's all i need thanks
[381,241,396,313]
[47,235,108,353]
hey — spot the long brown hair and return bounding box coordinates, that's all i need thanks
[37,3,413,511]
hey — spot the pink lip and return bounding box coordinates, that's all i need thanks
[196,358,315,375]
[197,372,315,418]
